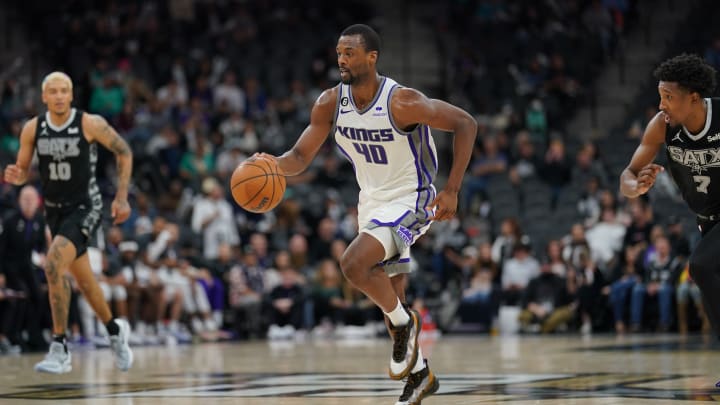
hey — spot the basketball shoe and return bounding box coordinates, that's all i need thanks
[395,359,440,405]
[109,319,134,371]
[34,342,71,374]
[388,308,422,380]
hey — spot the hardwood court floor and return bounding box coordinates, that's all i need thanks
[0,334,719,404]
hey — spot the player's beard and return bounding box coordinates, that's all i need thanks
[341,71,355,85]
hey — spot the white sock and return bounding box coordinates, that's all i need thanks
[384,299,410,327]
[411,347,426,373]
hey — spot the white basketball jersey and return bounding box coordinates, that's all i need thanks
[334,76,438,202]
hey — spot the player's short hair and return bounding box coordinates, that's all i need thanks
[653,54,717,96]
[340,24,381,56]
[41,71,73,92]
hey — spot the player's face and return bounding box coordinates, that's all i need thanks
[42,79,73,115]
[336,35,377,85]
[657,81,697,126]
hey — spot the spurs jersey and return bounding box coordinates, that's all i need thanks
[665,98,720,216]
[34,108,102,208]
[334,77,438,205]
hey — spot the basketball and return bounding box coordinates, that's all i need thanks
[230,155,286,213]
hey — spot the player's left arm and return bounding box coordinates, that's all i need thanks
[391,88,478,221]
[84,113,133,224]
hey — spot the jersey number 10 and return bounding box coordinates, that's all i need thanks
[352,142,388,165]
[49,162,72,181]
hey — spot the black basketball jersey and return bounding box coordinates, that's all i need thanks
[665,98,720,216]
[34,108,101,207]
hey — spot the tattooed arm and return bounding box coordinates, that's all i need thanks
[83,114,133,224]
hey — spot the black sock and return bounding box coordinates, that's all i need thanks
[106,319,120,336]
[52,334,68,353]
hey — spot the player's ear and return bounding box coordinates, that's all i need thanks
[368,50,378,65]
[690,91,701,104]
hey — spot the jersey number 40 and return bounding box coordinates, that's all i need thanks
[352,142,388,165]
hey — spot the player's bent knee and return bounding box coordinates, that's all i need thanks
[339,253,365,283]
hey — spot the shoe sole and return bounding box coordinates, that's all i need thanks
[388,309,422,380]
[34,362,72,374]
[412,371,439,405]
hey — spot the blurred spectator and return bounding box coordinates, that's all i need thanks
[89,74,125,119]
[0,186,47,351]
[518,259,574,334]
[501,238,540,306]
[538,138,572,210]
[310,259,349,329]
[573,252,607,334]
[543,240,571,278]
[630,237,683,332]
[458,265,498,328]
[585,208,626,272]
[267,268,304,338]
[609,245,642,334]
[624,199,654,248]
[508,133,538,185]
[214,71,245,114]
[562,223,591,270]
[226,246,265,339]
[463,137,507,213]
[120,241,164,344]
[179,139,215,185]
[577,178,602,227]
[491,217,523,268]
[191,177,240,260]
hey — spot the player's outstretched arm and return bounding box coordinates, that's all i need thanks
[620,112,666,198]
[391,88,478,220]
[84,114,133,224]
[273,88,337,176]
[3,119,37,185]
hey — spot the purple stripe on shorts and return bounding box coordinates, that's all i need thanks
[369,210,412,228]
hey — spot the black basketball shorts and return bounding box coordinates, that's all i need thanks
[45,200,102,258]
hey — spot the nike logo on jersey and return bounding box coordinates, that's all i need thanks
[672,132,684,143]
[68,127,79,134]
[340,109,353,114]
[708,133,720,143]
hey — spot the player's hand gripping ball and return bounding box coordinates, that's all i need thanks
[230,154,286,213]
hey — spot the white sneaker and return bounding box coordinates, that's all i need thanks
[34,342,72,374]
[109,319,134,371]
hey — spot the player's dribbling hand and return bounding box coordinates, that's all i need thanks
[251,152,277,162]
[635,163,664,195]
[428,190,458,221]
[111,198,131,225]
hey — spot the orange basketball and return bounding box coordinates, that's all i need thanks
[230,155,286,213]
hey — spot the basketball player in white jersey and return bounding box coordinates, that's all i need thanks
[262,24,477,404]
